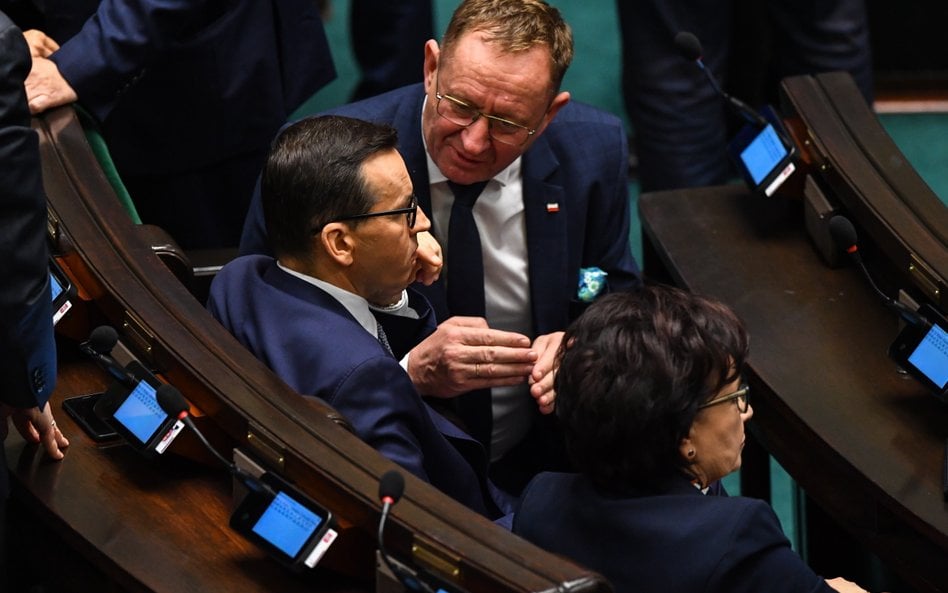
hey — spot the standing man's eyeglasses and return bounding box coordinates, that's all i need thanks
[434,74,538,146]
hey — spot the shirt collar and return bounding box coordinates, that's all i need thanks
[276,262,404,338]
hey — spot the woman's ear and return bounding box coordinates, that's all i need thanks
[678,433,696,464]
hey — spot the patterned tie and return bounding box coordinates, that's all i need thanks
[446,180,489,317]
[445,180,492,450]
[375,318,394,358]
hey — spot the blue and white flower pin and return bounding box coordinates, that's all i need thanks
[577,267,608,303]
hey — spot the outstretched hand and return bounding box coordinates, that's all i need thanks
[408,316,536,397]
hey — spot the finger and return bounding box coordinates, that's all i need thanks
[414,262,442,286]
[11,413,39,442]
[41,423,66,460]
[440,316,490,329]
[472,360,535,380]
[466,374,530,391]
[28,93,50,115]
[538,399,556,415]
[452,326,533,349]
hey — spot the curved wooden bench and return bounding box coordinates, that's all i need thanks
[779,71,948,313]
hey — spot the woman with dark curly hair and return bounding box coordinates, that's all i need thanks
[513,285,872,593]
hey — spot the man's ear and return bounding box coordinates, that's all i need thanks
[423,39,440,93]
[319,222,355,266]
[535,90,570,136]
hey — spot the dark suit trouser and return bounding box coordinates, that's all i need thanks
[350,0,432,101]
[617,0,872,193]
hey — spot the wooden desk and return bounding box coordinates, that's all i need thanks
[5,349,364,593]
[640,185,948,593]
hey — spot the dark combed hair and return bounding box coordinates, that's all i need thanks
[554,285,749,495]
[262,115,399,259]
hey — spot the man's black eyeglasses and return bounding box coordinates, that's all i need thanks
[325,194,419,231]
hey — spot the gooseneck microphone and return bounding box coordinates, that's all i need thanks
[674,31,768,128]
[155,384,274,495]
[79,325,139,387]
[828,215,929,328]
[377,470,437,593]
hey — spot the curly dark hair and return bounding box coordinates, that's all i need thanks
[554,285,749,495]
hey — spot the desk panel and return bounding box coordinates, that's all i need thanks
[6,353,355,593]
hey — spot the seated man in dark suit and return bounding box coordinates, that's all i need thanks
[208,115,510,520]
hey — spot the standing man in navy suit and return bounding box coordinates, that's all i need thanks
[241,0,643,494]
[0,9,70,587]
[209,116,511,519]
[17,0,335,249]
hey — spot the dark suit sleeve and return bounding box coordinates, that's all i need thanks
[0,14,57,409]
[713,501,834,593]
[49,0,238,120]
[328,356,433,483]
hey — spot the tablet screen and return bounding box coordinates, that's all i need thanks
[113,380,169,445]
[252,491,325,558]
[50,271,64,301]
[740,124,789,185]
[907,323,948,389]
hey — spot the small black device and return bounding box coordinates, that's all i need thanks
[61,392,120,442]
[93,360,184,456]
[230,471,334,569]
[888,305,948,402]
[49,257,75,325]
[726,105,797,197]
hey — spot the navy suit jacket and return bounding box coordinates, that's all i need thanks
[207,255,511,519]
[513,473,834,593]
[0,10,57,499]
[42,0,334,178]
[27,0,334,248]
[240,83,642,334]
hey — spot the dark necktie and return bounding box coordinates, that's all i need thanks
[446,180,489,317]
[445,180,493,450]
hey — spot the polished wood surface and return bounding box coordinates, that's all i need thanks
[18,105,610,592]
[6,351,360,593]
[640,185,948,593]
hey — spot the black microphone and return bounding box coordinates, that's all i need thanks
[674,31,768,128]
[155,384,274,496]
[79,325,139,387]
[828,215,930,328]
[376,470,436,593]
